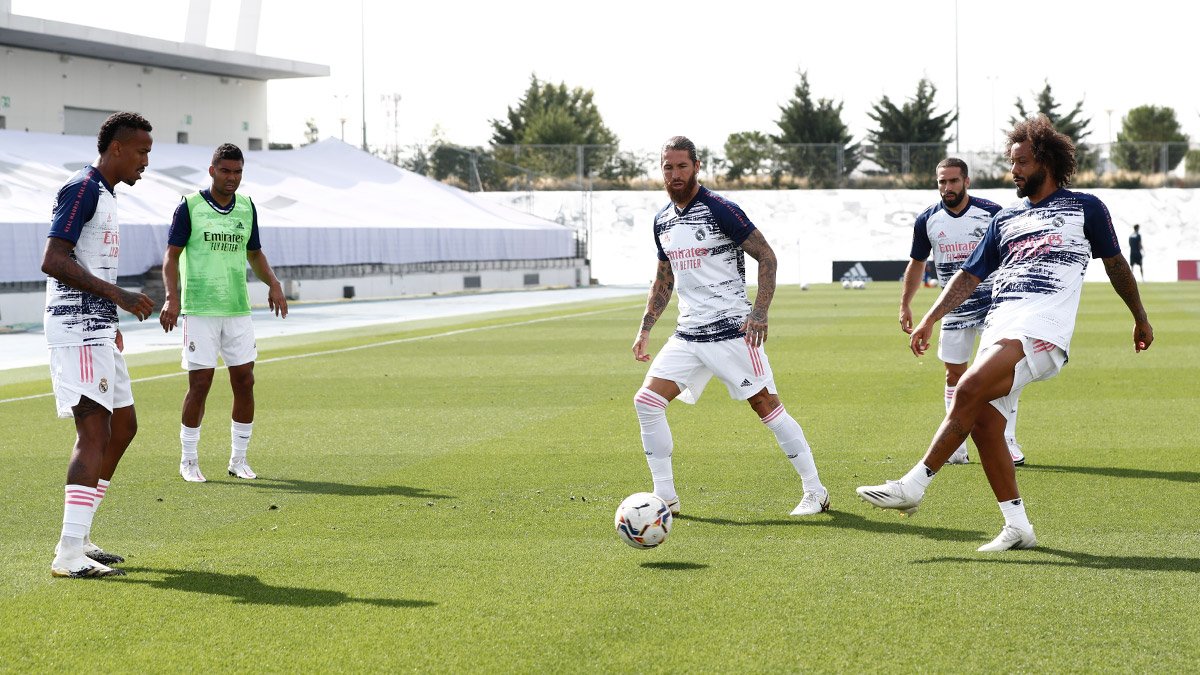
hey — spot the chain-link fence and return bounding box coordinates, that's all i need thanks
[401,141,1200,191]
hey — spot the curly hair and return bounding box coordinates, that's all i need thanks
[211,143,244,166]
[661,135,699,163]
[97,112,152,154]
[1005,114,1076,187]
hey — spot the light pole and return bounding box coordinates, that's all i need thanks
[382,93,401,163]
[360,0,368,152]
[953,0,960,153]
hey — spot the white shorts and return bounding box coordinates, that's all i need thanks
[49,343,133,419]
[646,335,777,404]
[938,325,980,364]
[985,336,1067,420]
[181,315,257,370]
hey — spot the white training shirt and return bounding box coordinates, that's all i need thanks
[653,186,756,342]
[963,188,1121,355]
[44,166,121,347]
[910,196,1003,330]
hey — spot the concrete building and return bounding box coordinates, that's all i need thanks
[0,0,327,148]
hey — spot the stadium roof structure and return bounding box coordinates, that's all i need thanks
[0,131,576,283]
[0,11,327,80]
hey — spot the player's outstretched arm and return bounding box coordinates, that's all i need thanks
[739,230,776,348]
[910,269,980,357]
[247,249,288,318]
[634,260,673,362]
[160,245,184,331]
[899,258,926,334]
[1102,254,1153,352]
[41,237,153,321]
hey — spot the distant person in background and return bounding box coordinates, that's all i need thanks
[159,143,288,483]
[900,158,1024,466]
[630,135,829,517]
[859,115,1153,551]
[43,112,156,577]
[1129,224,1144,280]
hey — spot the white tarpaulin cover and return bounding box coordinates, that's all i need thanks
[0,131,575,282]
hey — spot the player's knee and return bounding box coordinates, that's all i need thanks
[633,387,668,423]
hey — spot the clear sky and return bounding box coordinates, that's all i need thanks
[13,0,1200,155]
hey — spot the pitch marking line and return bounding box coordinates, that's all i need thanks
[0,304,639,405]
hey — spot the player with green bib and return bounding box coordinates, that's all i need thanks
[160,143,288,482]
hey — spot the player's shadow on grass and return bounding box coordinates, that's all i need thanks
[118,567,438,607]
[677,511,985,543]
[639,561,708,571]
[1021,464,1200,484]
[210,477,453,500]
[914,547,1200,573]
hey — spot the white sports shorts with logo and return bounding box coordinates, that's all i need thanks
[181,315,257,370]
[49,343,133,418]
[938,325,981,364]
[646,335,777,404]
[982,335,1067,422]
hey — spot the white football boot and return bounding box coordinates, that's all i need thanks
[180,459,206,482]
[856,480,923,515]
[1007,438,1025,466]
[227,459,257,479]
[790,486,831,516]
[977,524,1037,552]
[51,553,125,578]
[947,445,970,464]
[663,496,680,516]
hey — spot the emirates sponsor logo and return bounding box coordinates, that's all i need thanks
[938,241,979,254]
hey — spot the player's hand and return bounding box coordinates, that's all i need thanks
[899,304,913,334]
[268,282,289,318]
[632,330,652,362]
[910,319,933,357]
[117,288,154,321]
[159,298,179,332]
[115,329,124,353]
[1134,320,1154,352]
[741,309,768,348]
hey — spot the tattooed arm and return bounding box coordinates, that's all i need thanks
[633,259,675,362]
[739,229,777,348]
[910,269,980,357]
[1102,253,1153,352]
[41,237,154,321]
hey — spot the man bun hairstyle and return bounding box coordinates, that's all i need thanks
[212,143,244,166]
[662,135,699,163]
[97,112,152,154]
[937,157,969,178]
[1005,114,1077,187]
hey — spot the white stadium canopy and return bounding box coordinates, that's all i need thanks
[0,131,576,283]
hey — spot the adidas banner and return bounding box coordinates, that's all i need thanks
[832,260,909,283]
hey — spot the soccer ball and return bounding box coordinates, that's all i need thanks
[799,282,809,291]
[614,492,672,549]
[852,279,866,290]
[841,279,851,289]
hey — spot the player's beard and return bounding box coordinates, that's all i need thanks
[666,174,698,204]
[1016,166,1046,198]
[940,190,965,209]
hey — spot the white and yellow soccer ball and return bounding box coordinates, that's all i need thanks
[614,492,672,549]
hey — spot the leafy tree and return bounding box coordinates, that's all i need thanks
[1010,80,1096,170]
[866,78,955,175]
[723,131,775,180]
[1112,105,1191,173]
[490,75,618,178]
[302,118,319,146]
[773,71,860,186]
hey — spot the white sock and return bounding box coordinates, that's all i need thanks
[1004,400,1018,445]
[902,462,936,493]
[634,388,675,502]
[999,498,1032,530]
[231,420,253,463]
[181,424,201,463]
[762,406,823,493]
[87,478,110,545]
[945,385,966,453]
[57,485,96,559]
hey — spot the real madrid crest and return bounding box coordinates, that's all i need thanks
[98,378,109,393]
[188,341,196,352]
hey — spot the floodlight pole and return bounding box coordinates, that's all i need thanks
[954,0,960,153]
[360,0,368,152]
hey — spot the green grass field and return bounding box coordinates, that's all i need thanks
[1,282,1197,672]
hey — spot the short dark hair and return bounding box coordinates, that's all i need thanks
[661,136,699,163]
[212,143,244,166]
[97,112,152,154]
[936,157,969,178]
[1005,114,1077,187]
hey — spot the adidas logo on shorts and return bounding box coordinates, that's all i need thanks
[740,379,752,387]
